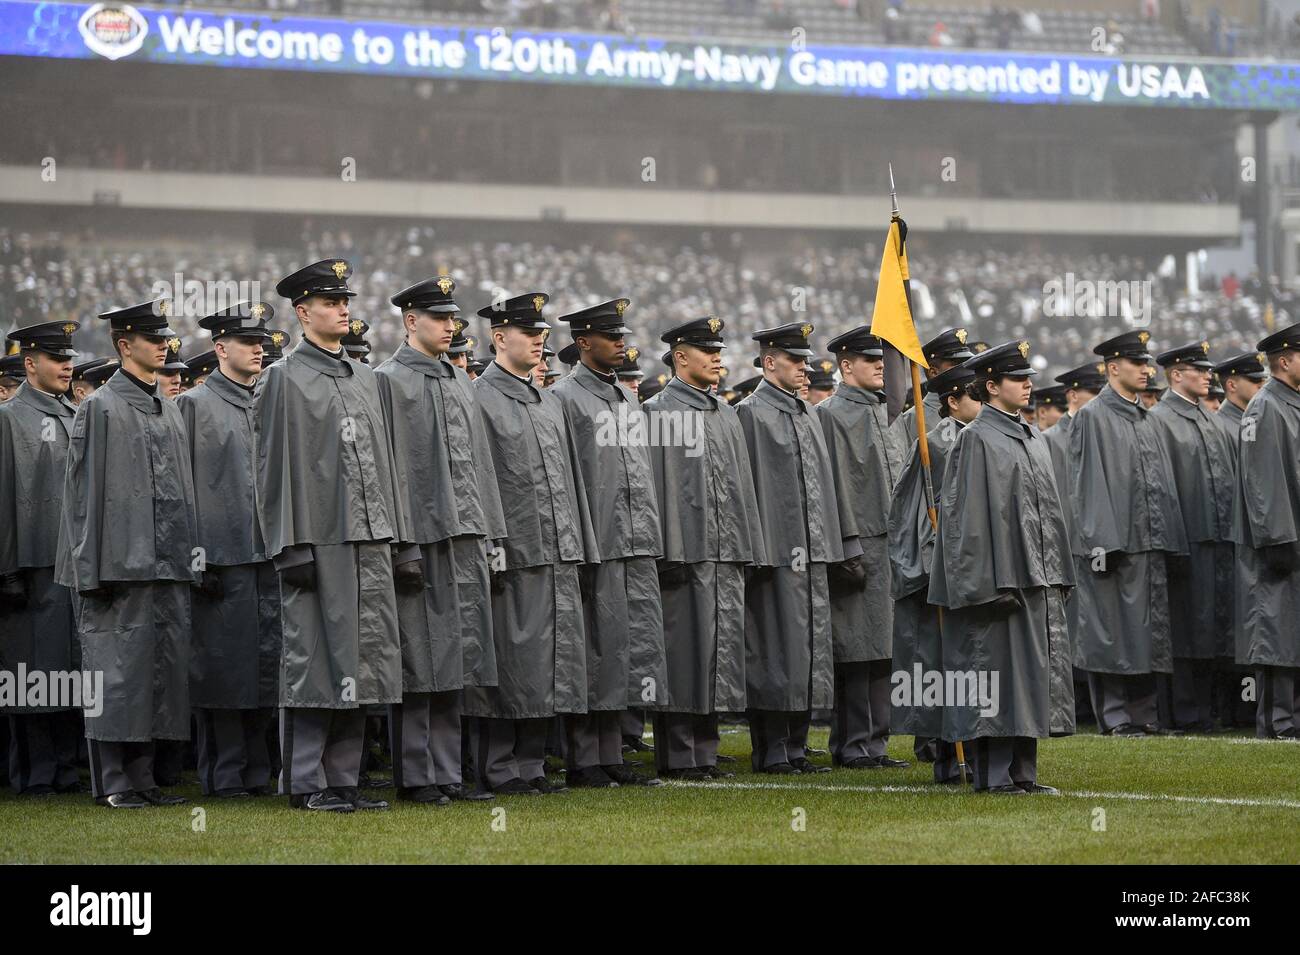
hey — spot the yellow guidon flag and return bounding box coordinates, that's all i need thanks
[869,217,928,370]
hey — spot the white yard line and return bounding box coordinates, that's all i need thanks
[664,780,1300,811]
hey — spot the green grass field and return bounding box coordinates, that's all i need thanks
[2,726,1296,864]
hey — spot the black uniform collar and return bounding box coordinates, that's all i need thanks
[979,401,1035,439]
[1100,382,1145,419]
[104,367,162,414]
[481,359,541,404]
[203,367,256,409]
[1158,388,1206,420]
[573,361,627,402]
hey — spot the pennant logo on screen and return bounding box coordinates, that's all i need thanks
[79,3,148,60]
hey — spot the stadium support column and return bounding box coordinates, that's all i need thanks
[1253,112,1275,285]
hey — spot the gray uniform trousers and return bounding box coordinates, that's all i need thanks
[933,739,965,784]
[9,711,82,793]
[1255,666,1300,738]
[747,709,811,770]
[621,709,646,742]
[1087,671,1158,734]
[652,712,719,771]
[278,707,366,795]
[88,739,157,798]
[476,716,549,788]
[829,659,892,763]
[971,736,1037,790]
[390,690,462,787]
[194,708,274,794]
[1158,662,1215,731]
[564,711,623,771]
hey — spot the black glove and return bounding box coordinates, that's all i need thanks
[394,558,424,594]
[980,590,1023,622]
[192,569,224,600]
[0,571,27,610]
[280,561,317,592]
[1263,544,1298,577]
[828,556,866,590]
[657,561,688,590]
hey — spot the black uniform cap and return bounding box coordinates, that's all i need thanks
[826,327,884,357]
[1055,361,1107,392]
[98,298,177,338]
[1093,330,1153,363]
[1257,321,1300,355]
[963,339,1037,379]
[1212,352,1268,381]
[1155,340,1214,369]
[558,298,632,336]
[661,316,726,349]
[924,365,976,399]
[6,316,79,359]
[923,327,975,363]
[477,292,551,330]
[199,301,274,341]
[159,336,189,373]
[276,259,357,304]
[752,322,814,358]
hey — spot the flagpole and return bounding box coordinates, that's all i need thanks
[889,164,969,787]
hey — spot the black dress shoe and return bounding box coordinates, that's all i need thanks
[804,745,828,757]
[440,783,494,801]
[622,736,654,753]
[716,753,737,764]
[528,775,569,795]
[396,785,450,805]
[700,765,735,779]
[492,777,541,796]
[214,787,251,798]
[1017,782,1060,794]
[246,785,273,797]
[22,784,58,796]
[985,784,1028,795]
[96,791,151,809]
[349,793,391,810]
[837,756,881,769]
[1109,723,1146,737]
[138,787,187,806]
[760,762,799,775]
[603,763,663,787]
[789,757,831,775]
[1142,724,1184,737]
[358,773,393,789]
[660,767,709,781]
[296,790,355,812]
[567,766,619,788]
[876,755,911,769]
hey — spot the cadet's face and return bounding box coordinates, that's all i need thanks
[409,311,456,356]
[677,345,722,388]
[1170,364,1211,398]
[764,350,805,393]
[496,327,544,375]
[532,361,548,386]
[1232,377,1263,404]
[1067,387,1099,412]
[28,351,73,394]
[157,371,181,398]
[1277,351,1300,389]
[1037,404,1064,429]
[1111,357,1148,393]
[580,332,625,372]
[842,354,884,390]
[0,379,17,402]
[989,374,1032,411]
[121,334,169,374]
[448,352,468,369]
[808,387,833,405]
[219,336,265,380]
[620,377,639,396]
[951,390,982,423]
[299,295,351,341]
[1202,396,1222,411]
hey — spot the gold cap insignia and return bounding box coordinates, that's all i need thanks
[657,373,668,385]
[955,328,968,344]
[251,303,266,319]
[532,295,545,313]
[437,276,454,295]
[466,336,476,349]
[1017,341,1030,359]
[62,323,77,336]
[800,324,812,338]
[1200,341,1209,354]
[615,300,628,318]
[1096,362,1106,375]
[167,337,181,354]
[821,360,833,373]
[271,332,286,347]
[541,328,550,341]
[331,261,348,280]
[158,300,170,316]
[707,317,722,335]
[627,347,639,361]
[1138,331,1150,344]
[1257,352,1267,365]
[349,320,363,336]
[454,319,465,333]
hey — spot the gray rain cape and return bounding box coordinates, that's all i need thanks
[177,369,282,709]
[927,404,1075,741]
[55,370,199,741]
[464,360,598,719]
[1231,378,1300,668]
[1068,385,1187,675]
[552,362,667,711]
[0,384,79,713]
[736,379,844,711]
[887,415,963,738]
[375,345,507,693]
[816,383,906,663]
[253,339,407,709]
[645,376,765,713]
[1148,390,1236,660]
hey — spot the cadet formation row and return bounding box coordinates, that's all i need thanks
[1,257,1297,809]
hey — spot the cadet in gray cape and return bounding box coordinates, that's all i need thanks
[550,298,666,788]
[0,317,83,795]
[1070,331,1188,737]
[888,364,980,783]
[255,259,413,813]
[1232,323,1300,738]
[736,322,844,775]
[644,316,765,780]
[816,328,909,769]
[1215,353,1267,437]
[176,301,282,797]
[890,328,975,447]
[0,352,22,402]
[56,299,199,808]
[1147,341,1236,733]
[376,275,506,804]
[465,292,597,797]
[928,341,1075,793]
